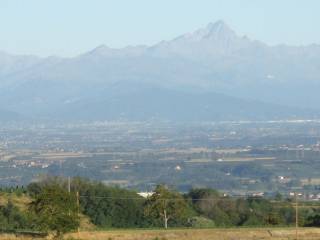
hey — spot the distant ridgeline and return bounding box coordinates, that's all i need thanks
[0,109,21,121]
[1,21,320,121]
[0,176,320,237]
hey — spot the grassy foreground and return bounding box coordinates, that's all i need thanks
[1,228,320,240]
[66,228,320,240]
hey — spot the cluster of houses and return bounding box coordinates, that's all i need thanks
[11,160,50,169]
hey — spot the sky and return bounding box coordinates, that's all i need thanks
[0,0,319,57]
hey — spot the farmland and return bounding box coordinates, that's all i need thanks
[2,121,320,198]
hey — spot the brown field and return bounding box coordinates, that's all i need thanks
[67,228,320,240]
[1,228,319,240]
[185,157,276,163]
[220,157,276,162]
[301,178,320,186]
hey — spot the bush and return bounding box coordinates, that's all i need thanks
[188,216,215,228]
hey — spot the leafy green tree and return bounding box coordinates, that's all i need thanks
[242,198,286,226]
[274,192,283,201]
[0,200,30,231]
[306,211,320,227]
[188,188,236,226]
[29,184,79,239]
[71,178,146,228]
[27,176,67,197]
[144,185,192,228]
[187,188,218,216]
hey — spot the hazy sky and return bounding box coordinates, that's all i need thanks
[0,0,319,57]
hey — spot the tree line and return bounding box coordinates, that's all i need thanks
[1,176,320,239]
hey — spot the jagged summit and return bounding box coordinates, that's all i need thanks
[175,20,237,42]
[87,21,238,55]
[149,20,247,57]
[85,21,240,58]
[207,20,226,29]
[205,20,235,37]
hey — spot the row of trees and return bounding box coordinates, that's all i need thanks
[1,177,320,238]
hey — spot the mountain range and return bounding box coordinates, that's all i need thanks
[0,20,319,121]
